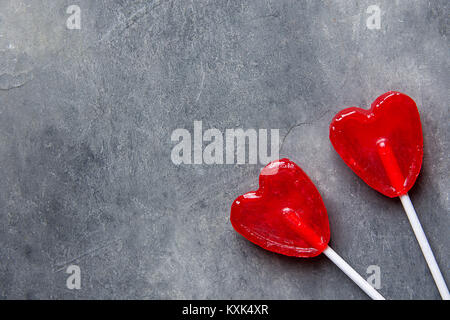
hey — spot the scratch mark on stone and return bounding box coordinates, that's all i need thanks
[100,0,167,43]
[0,72,34,91]
[279,121,310,154]
[248,12,280,23]
[52,238,122,273]
[36,1,168,74]
[195,60,206,103]
[279,108,332,154]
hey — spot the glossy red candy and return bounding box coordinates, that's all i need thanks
[329,91,423,198]
[230,159,330,258]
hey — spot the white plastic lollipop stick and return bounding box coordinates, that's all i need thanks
[399,194,450,300]
[376,140,449,299]
[323,246,385,300]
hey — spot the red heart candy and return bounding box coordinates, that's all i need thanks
[230,159,330,258]
[329,91,423,198]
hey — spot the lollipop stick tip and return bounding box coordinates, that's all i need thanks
[399,194,450,300]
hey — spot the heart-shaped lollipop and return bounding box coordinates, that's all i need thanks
[231,158,330,258]
[329,91,423,198]
[231,158,384,299]
[329,92,449,299]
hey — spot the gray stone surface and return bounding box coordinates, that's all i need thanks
[0,0,448,299]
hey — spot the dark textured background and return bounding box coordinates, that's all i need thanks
[0,0,448,299]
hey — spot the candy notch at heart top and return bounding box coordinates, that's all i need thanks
[230,159,330,258]
[329,91,423,198]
